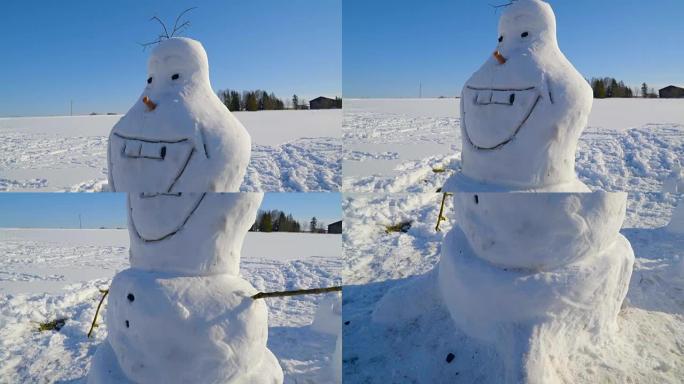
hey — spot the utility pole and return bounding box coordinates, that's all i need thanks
[79,214,82,229]
[70,100,73,116]
[419,82,422,98]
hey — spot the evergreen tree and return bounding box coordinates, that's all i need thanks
[260,212,273,232]
[229,91,241,111]
[310,217,317,233]
[292,94,299,110]
[641,83,649,98]
[245,92,259,111]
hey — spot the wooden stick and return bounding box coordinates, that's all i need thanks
[252,286,341,300]
[87,289,109,338]
[435,192,452,232]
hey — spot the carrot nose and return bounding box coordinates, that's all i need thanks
[493,50,507,65]
[142,96,157,111]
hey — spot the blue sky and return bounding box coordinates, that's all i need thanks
[0,193,341,229]
[343,0,684,98]
[0,0,341,117]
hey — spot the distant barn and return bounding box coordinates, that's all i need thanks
[327,220,342,234]
[309,96,341,109]
[659,85,684,98]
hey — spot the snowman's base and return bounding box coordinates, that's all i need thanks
[87,269,284,384]
[88,340,282,384]
[437,227,634,383]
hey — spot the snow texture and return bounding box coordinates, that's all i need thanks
[107,38,251,193]
[342,100,684,194]
[0,112,341,193]
[0,229,341,383]
[343,193,684,383]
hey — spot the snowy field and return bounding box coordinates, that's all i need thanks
[342,192,684,383]
[0,229,341,383]
[343,98,684,193]
[0,109,341,192]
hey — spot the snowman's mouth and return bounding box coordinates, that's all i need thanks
[462,85,541,150]
[128,193,206,242]
[109,133,195,192]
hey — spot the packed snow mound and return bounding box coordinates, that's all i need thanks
[108,37,251,193]
[310,292,342,383]
[662,162,684,193]
[127,193,262,276]
[310,292,341,336]
[666,200,684,235]
[88,270,282,384]
[453,192,626,269]
[456,0,592,191]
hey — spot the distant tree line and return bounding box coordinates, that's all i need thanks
[217,89,286,111]
[588,77,659,99]
[249,211,329,233]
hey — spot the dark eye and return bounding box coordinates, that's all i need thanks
[498,36,503,42]
[171,74,180,80]
[521,32,529,38]
[147,77,152,84]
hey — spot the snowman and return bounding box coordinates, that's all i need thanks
[88,193,284,383]
[107,37,250,192]
[375,2,634,382]
[444,0,592,192]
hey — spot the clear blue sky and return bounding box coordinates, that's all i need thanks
[0,0,341,117]
[0,193,341,229]
[343,0,684,98]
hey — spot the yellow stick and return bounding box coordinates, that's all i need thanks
[435,192,452,232]
[87,289,109,338]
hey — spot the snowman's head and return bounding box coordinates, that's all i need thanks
[127,192,262,276]
[458,0,592,189]
[145,37,211,100]
[108,38,251,192]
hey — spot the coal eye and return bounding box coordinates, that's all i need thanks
[498,36,503,42]
[171,74,180,80]
[147,77,152,84]
[521,32,529,38]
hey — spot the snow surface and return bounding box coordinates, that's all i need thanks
[343,98,684,193]
[0,229,341,383]
[342,192,684,383]
[0,110,341,192]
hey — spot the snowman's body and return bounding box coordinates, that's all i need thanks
[375,1,634,382]
[108,38,250,192]
[89,193,283,384]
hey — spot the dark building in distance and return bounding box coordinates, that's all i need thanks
[309,96,342,109]
[327,220,342,234]
[659,85,684,98]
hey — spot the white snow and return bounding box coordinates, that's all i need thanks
[343,98,684,193]
[0,111,341,192]
[342,192,684,383]
[0,228,341,383]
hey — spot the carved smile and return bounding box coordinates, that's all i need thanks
[129,193,206,242]
[462,85,542,150]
